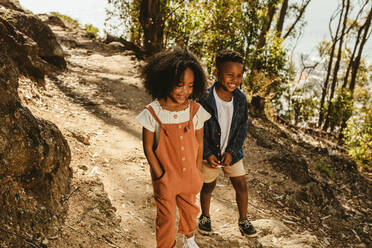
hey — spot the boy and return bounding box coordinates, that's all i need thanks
[198,50,257,237]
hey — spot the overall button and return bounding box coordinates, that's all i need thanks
[181,157,185,161]
[178,125,182,128]
[181,146,185,151]
[180,136,183,140]
[182,168,186,172]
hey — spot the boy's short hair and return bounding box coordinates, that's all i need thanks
[215,50,243,70]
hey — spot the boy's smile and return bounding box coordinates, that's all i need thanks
[216,61,243,93]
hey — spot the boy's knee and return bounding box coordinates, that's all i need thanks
[201,181,216,194]
[231,176,247,192]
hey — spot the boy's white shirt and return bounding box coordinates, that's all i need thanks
[213,87,234,155]
[136,100,211,147]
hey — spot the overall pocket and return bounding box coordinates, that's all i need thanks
[152,171,169,200]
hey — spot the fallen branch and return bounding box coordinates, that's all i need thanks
[0,227,42,248]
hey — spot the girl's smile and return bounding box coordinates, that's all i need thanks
[167,67,194,105]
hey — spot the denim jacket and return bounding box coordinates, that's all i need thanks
[199,83,248,165]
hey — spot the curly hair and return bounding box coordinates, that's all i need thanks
[215,50,243,71]
[141,47,207,100]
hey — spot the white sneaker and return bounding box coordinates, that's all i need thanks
[183,235,199,248]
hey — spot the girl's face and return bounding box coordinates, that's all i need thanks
[168,67,194,104]
[215,61,243,92]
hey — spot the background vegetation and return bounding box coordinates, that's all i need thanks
[106,0,371,168]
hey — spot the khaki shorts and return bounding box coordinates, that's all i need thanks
[201,159,246,183]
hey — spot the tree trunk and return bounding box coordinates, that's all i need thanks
[249,1,278,117]
[349,7,372,92]
[283,0,311,39]
[276,0,288,37]
[250,96,267,119]
[323,0,350,131]
[339,6,372,140]
[139,0,165,55]
[257,1,277,49]
[318,2,345,127]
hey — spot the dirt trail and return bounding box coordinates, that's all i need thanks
[19,23,326,248]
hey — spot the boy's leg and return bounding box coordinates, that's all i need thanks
[223,160,247,220]
[230,175,248,221]
[200,180,216,217]
[225,160,257,237]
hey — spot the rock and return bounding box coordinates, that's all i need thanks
[0,18,49,85]
[0,10,72,248]
[253,219,319,248]
[0,0,23,12]
[0,8,66,69]
[38,14,66,28]
[267,152,313,185]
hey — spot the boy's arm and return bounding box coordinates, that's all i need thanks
[203,122,214,160]
[142,127,164,179]
[195,127,204,170]
[225,99,248,160]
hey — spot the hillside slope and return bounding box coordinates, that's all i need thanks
[16,15,371,248]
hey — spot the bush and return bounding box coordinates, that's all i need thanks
[84,24,99,36]
[50,12,80,27]
[343,107,372,169]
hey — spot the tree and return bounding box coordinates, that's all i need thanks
[139,0,166,54]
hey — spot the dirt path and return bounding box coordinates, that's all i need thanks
[19,23,326,248]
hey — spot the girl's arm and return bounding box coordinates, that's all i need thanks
[142,127,164,179]
[195,127,204,171]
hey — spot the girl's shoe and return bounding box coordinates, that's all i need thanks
[183,235,199,248]
[238,219,257,237]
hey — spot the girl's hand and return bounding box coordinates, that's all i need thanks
[221,152,232,166]
[207,155,222,168]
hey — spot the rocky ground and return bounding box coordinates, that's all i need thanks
[15,16,371,248]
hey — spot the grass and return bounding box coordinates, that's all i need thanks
[50,11,80,27]
[313,160,333,179]
[84,24,99,37]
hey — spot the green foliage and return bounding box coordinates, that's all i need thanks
[50,12,80,27]
[85,24,99,36]
[313,160,333,178]
[343,87,372,169]
[328,88,354,129]
[1,9,13,21]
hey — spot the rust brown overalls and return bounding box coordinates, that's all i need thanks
[146,102,204,248]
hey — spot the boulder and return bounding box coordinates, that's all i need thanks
[0,8,67,69]
[0,0,23,12]
[0,16,72,247]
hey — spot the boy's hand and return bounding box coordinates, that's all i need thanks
[207,155,222,168]
[221,152,232,166]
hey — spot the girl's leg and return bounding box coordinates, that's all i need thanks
[154,197,177,248]
[230,175,248,221]
[176,193,199,237]
[200,180,217,217]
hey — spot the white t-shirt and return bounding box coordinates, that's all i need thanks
[136,100,211,146]
[213,88,234,154]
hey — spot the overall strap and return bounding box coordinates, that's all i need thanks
[184,101,200,132]
[189,101,200,120]
[145,105,162,125]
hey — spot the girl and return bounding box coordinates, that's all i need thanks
[136,47,210,248]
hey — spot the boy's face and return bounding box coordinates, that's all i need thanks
[215,61,243,92]
[168,67,194,104]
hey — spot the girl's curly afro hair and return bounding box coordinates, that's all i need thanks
[141,47,207,100]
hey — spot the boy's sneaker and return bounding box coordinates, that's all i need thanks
[183,235,199,248]
[198,215,212,235]
[238,219,257,237]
